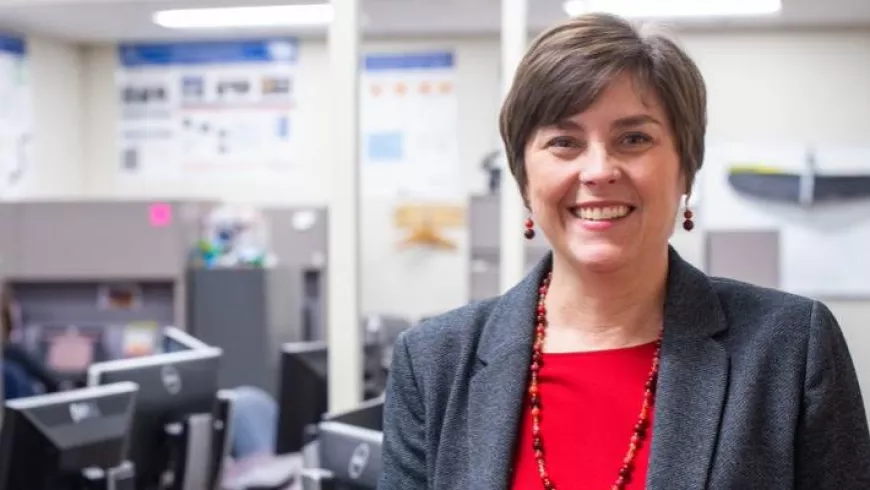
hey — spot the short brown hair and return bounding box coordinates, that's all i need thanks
[499,13,707,203]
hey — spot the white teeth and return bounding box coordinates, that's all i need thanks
[575,205,630,221]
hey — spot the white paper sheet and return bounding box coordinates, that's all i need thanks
[360,51,462,200]
[0,35,32,200]
[116,39,299,182]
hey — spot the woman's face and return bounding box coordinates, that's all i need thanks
[524,73,685,273]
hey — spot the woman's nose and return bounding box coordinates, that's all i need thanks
[577,145,619,186]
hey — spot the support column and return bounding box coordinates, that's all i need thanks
[500,0,528,292]
[327,0,362,413]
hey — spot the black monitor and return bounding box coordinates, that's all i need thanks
[275,341,384,455]
[0,382,138,490]
[161,326,211,354]
[318,398,385,489]
[87,347,221,490]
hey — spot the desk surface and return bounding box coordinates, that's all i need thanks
[222,453,303,490]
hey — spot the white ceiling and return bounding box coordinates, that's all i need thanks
[1,0,870,43]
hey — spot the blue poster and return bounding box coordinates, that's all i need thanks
[364,51,454,72]
[0,34,25,57]
[119,39,298,67]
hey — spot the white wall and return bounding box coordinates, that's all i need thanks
[19,30,870,400]
[25,35,84,197]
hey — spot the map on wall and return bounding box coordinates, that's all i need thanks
[0,34,32,200]
[702,142,870,297]
[360,51,462,200]
[116,39,300,181]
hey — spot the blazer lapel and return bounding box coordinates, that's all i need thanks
[647,249,730,490]
[465,249,729,490]
[468,256,550,490]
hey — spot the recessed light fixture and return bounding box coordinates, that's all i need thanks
[153,4,334,29]
[563,0,782,18]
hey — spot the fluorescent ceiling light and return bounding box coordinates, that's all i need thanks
[153,4,334,29]
[563,0,782,18]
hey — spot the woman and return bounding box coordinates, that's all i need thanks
[379,12,870,490]
[2,284,61,397]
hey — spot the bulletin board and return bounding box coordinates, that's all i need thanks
[360,51,462,200]
[0,34,32,200]
[116,39,300,181]
[701,142,870,298]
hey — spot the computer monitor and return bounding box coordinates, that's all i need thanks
[317,398,385,489]
[161,326,211,353]
[87,347,221,490]
[30,324,109,376]
[275,341,384,455]
[0,382,138,490]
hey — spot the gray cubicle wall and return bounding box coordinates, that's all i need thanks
[0,200,214,329]
[186,207,328,394]
[263,206,328,342]
[187,268,275,393]
[469,195,550,301]
[706,230,780,289]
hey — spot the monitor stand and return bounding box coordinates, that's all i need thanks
[161,413,214,490]
[107,461,136,490]
[78,461,135,490]
[160,420,187,490]
[208,391,235,490]
[78,467,107,490]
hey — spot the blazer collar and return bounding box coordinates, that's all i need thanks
[468,246,730,490]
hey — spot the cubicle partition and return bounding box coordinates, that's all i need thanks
[468,194,550,301]
[186,207,329,394]
[0,200,211,328]
[0,202,330,395]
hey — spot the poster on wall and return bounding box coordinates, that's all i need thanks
[0,34,32,200]
[116,39,299,181]
[360,51,462,200]
[702,142,870,297]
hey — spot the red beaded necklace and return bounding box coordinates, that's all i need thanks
[529,272,662,490]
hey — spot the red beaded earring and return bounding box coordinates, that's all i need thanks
[683,207,695,231]
[524,217,535,240]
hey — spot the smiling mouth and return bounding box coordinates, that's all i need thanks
[569,205,635,221]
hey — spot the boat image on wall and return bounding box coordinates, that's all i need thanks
[727,150,870,206]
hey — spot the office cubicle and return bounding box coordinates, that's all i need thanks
[185,207,328,394]
[0,202,329,395]
[0,200,206,329]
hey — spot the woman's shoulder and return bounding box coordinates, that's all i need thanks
[709,275,816,312]
[707,275,838,345]
[403,297,501,348]
[393,297,502,374]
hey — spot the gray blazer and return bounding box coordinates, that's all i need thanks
[379,249,870,489]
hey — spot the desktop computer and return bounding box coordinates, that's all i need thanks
[0,382,138,490]
[275,341,384,455]
[299,399,384,490]
[161,326,212,353]
[87,346,223,490]
[318,398,384,489]
[14,322,175,389]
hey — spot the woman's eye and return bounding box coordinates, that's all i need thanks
[620,133,652,146]
[547,136,578,148]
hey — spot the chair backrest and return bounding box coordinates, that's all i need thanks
[230,386,278,459]
[3,359,36,400]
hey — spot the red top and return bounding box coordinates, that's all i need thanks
[510,342,658,490]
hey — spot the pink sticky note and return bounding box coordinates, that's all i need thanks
[149,203,173,227]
